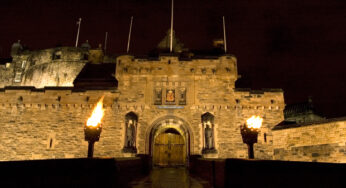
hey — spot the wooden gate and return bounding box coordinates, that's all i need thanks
[153,132,186,166]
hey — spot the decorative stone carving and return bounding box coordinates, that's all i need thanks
[154,88,162,105]
[179,88,186,105]
[123,112,138,153]
[202,112,217,154]
[205,124,213,149]
[166,89,175,104]
[125,120,134,147]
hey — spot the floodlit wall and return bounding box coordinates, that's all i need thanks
[273,119,346,163]
[0,63,14,87]
[0,88,120,161]
[114,55,285,159]
[231,90,285,159]
[0,55,286,161]
[2,53,343,163]
[0,47,88,88]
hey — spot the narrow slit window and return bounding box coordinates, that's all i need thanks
[21,61,26,68]
[49,139,53,148]
[264,133,267,143]
[14,72,22,82]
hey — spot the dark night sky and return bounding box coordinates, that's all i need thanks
[1,0,346,118]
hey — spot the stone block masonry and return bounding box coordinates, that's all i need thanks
[0,88,120,161]
[1,52,344,163]
[0,47,89,88]
[273,118,346,163]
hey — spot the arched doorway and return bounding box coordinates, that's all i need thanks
[153,128,186,166]
[148,116,191,167]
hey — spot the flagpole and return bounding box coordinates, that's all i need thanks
[104,31,108,53]
[75,18,82,47]
[170,0,174,53]
[223,16,227,53]
[127,16,133,53]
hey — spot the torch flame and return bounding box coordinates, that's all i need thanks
[246,116,263,129]
[86,96,105,127]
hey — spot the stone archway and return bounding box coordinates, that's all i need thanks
[147,116,192,166]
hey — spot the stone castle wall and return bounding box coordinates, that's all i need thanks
[2,52,343,163]
[115,55,241,157]
[272,119,346,163]
[0,54,286,161]
[115,55,285,159]
[0,63,14,87]
[0,47,91,88]
[0,88,121,161]
[229,89,285,159]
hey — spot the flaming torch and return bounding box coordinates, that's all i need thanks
[240,116,263,159]
[85,96,105,158]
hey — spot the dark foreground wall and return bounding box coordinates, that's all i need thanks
[190,156,346,188]
[0,156,151,188]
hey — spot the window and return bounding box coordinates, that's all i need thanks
[201,68,206,74]
[46,133,56,149]
[14,72,22,82]
[264,133,267,143]
[18,96,23,102]
[49,139,53,149]
[21,60,26,68]
[53,51,61,60]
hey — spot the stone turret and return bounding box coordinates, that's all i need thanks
[11,40,23,57]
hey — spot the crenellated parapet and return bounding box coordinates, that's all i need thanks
[0,47,109,88]
[115,54,238,106]
[234,88,285,110]
[0,87,119,107]
[116,54,237,79]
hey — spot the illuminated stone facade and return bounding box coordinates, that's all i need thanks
[114,54,285,159]
[1,47,88,88]
[0,45,108,89]
[273,118,346,163]
[0,48,344,163]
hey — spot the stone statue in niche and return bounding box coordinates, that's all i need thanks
[123,112,138,153]
[125,120,135,147]
[205,123,213,149]
[202,113,217,154]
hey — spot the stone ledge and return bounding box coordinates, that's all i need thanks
[273,117,346,130]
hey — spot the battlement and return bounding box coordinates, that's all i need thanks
[0,87,119,106]
[12,47,89,66]
[234,88,285,110]
[1,47,94,88]
[116,54,238,80]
